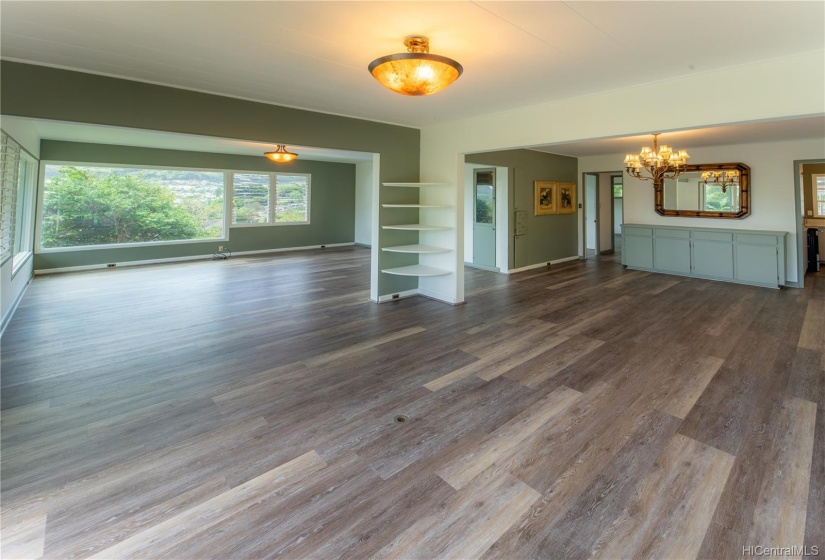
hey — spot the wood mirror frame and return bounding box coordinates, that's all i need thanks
[654,162,750,219]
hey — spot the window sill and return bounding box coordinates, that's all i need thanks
[230,222,310,228]
[11,251,33,278]
[36,237,228,253]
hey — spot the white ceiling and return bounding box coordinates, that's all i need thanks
[1,1,823,162]
[530,116,825,158]
[2,1,823,129]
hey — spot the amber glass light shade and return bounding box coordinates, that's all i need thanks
[265,145,297,163]
[368,37,463,96]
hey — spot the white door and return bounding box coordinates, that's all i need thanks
[585,173,598,257]
[473,169,496,268]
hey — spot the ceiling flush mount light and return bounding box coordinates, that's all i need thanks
[701,169,740,193]
[624,134,690,189]
[368,36,463,96]
[265,145,297,163]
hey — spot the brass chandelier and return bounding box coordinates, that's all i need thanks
[624,134,690,188]
[701,169,739,193]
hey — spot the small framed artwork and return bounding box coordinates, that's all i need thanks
[557,182,577,214]
[534,181,558,215]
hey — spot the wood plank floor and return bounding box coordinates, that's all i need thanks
[1,246,822,560]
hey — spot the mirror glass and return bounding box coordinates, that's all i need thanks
[662,172,741,213]
[655,163,750,219]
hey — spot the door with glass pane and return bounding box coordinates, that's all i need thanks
[473,169,496,268]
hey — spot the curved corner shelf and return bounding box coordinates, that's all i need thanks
[381,204,453,209]
[382,265,452,277]
[383,182,451,188]
[382,244,451,254]
[381,224,452,231]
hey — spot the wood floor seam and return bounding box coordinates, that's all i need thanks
[2,247,822,560]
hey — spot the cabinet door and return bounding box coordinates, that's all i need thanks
[654,237,691,274]
[692,241,734,279]
[736,244,778,286]
[624,235,654,269]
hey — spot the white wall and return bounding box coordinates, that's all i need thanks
[614,196,623,234]
[1,117,40,332]
[419,51,824,301]
[463,163,483,262]
[579,138,825,284]
[354,159,374,246]
[495,166,508,271]
[585,174,597,250]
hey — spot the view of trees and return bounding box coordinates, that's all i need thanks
[232,173,309,224]
[233,174,270,224]
[41,166,224,248]
[704,185,736,212]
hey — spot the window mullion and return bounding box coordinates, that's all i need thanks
[270,172,278,223]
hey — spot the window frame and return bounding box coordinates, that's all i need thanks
[11,150,38,276]
[229,170,311,228]
[612,175,623,198]
[35,161,231,253]
[813,173,825,218]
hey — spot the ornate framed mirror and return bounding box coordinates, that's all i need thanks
[655,163,750,218]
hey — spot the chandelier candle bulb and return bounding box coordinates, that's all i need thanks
[625,133,690,189]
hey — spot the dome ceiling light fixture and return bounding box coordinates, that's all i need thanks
[368,36,463,96]
[265,145,298,163]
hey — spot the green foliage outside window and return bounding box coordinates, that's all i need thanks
[41,166,224,248]
[704,185,735,212]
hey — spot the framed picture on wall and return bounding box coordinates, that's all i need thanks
[557,182,577,214]
[534,181,558,215]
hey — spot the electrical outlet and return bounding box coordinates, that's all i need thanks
[218,245,224,251]
[107,263,116,268]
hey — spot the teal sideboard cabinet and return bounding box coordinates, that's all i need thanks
[622,224,787,288]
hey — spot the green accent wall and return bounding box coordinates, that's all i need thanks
[466,149,578,269]
[2,61,420,292]
[36,141,355,269]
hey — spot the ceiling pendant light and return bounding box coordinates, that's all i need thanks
[265,145,297,163]
[368,36,463,96]
[624,134,690,189]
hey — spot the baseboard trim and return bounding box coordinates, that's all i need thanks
[506,256,578,275]
[375,288,463,305]
[464,262,500,272]
[376,289,419,303]
[418,288,463,305]
[34,243,356,275]
[1,274,33,337]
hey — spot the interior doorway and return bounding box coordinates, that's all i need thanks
[797,159,825,286]
[584,173,598,258]
[472,168,496,269]
[612,174,623,255]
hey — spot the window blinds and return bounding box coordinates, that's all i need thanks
[1,131,22,266]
